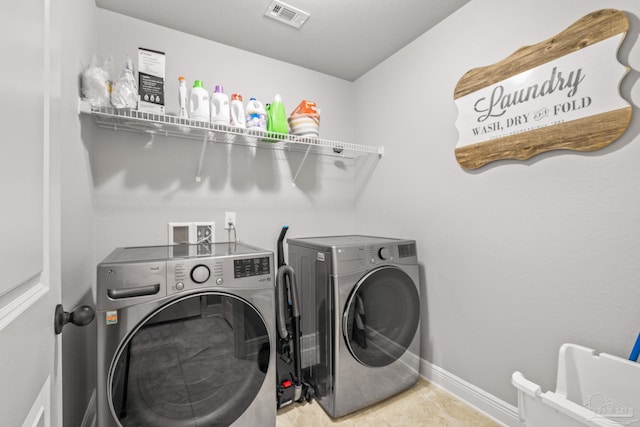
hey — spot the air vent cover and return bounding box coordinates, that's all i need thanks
[264,0,310,29]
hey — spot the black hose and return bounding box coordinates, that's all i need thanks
[277,226,288,268]
[275,265,291,340]
[287,267,300,319]
[286,267,302,388]
[275,226,304,398]
[276,264,303,390]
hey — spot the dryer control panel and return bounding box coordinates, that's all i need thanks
[364,242,417,265]
[329,241,417,275]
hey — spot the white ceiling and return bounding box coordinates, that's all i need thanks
[95,0,471,81]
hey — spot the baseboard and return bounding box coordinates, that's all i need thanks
[419,358,523,427]
[80,388,97,427]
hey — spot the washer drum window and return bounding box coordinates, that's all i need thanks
[108,292,270,426]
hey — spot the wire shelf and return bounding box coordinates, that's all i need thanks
[78,100,383,183]
[78,101,383,158]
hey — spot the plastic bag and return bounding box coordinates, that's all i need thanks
[81,54,112,107]
[111,55,137,109]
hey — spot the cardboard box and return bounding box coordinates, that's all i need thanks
[138,47,165,114]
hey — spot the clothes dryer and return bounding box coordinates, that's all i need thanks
[287,235,420,418]
[96,242,275,427]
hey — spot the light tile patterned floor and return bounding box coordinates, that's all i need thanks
[276,378,500,427]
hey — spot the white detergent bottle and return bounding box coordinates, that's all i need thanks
[246,97,267,130]
[210,85,230,126]
[189,80,210,122]
[178,76,188,119]
[230,93,246,128]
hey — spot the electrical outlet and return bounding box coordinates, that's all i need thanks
[224,212,236,230]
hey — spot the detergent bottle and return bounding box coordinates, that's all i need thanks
[189,80,210,122]
[210,85,230,126]
[178,76,188,119]
[230,93,246,128]
[266,94,288,141]
[267,94,288,134]
[246,97,267,130]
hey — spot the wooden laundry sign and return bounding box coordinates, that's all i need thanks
[453,9,632,170]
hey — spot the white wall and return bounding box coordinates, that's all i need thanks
[354,0,640,405]
[53,0,98,426]
[92,9,360,261]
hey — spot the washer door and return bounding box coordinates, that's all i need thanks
[108,292,270,427]
[343,266,420,367]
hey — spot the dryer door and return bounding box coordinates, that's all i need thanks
[108,292,270,427]
[343,266,420,367]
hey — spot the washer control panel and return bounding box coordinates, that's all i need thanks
[190,265,211,283]
[234,256,270,278]
[167,255,272,295]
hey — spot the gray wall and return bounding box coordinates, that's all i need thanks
[55,1,98,426]
[60,0,640,423]
[92,9,360,262]
[354,0,640,405]
[60,7,365,424]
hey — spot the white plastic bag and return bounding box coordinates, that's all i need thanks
[111,55,137,109]
[81,54,112,107]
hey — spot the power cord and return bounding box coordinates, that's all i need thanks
[227,222,237,244]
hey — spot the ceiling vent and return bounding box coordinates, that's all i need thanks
[264,0,310,29]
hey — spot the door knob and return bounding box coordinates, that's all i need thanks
[54,304,95,335]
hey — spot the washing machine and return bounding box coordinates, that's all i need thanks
[287,235,420,418]
[96,242,276,427]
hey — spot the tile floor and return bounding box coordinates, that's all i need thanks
[276,378,500,426]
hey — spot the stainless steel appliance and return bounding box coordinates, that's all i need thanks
[288,235,420,418]
[96,242,275,427]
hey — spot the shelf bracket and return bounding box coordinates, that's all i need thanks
[195,134,208,183]
[144,133,154,149]
[291,144,312,186]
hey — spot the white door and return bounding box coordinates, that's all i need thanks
[0,0,63,426]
